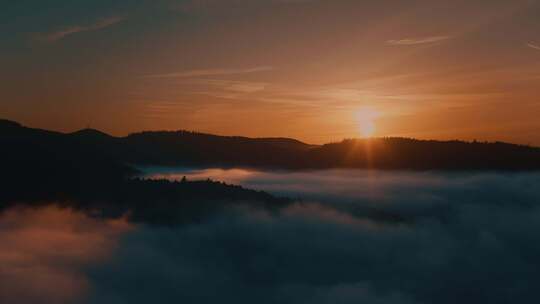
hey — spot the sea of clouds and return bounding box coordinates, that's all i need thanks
[2,169,540,303]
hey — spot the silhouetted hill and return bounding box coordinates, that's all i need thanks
[70,128,114,139]
[123,130,314,167]
[2,119,540,171]
[0,119,291,225]
[308,138,540,170]
[0,174,290,226]
[0,119,22,129]
[0,119,134,183]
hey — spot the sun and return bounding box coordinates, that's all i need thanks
[359,120,376,138]
[356,108,378,138]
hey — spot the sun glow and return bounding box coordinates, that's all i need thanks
[356,108,379,138]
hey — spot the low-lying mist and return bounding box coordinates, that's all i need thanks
[3,169,540,303]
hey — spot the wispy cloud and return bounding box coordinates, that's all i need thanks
[191,79,268,99]
[200,79,267,93]
[143,66,273,78]
[387,35,451,46]
[527,43,540,51]
[174,0,312,13]
[38,16,125,42]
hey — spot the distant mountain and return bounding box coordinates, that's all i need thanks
[2,118,540,171]
[307,138,540,170]
[123,130,314,167]
[69,128,115,139]
[0,119,291,225]
[0,119,22,129]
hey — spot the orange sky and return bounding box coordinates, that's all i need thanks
[1,0,540,144]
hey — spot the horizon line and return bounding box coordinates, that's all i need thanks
[1,117,537,148]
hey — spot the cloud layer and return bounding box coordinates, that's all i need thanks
[0,206,131,304]
[386,36,451,45]
[88,170,540,304]
[527,43,540,51]
[38,16,125,42]
[144,66,274,79]
[4,170,540,303]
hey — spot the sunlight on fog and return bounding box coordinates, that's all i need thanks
[0,206,132,303]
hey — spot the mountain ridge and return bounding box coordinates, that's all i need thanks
[2,118,540,171]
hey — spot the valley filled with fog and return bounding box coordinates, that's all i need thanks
[3,169,540,304]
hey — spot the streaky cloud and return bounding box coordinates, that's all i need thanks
[527,43,540,51]
[38,16,125,42]
[143,66,274,78]
[174,0,313,12]
[387,35,451,46]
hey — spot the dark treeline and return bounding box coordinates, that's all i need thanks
[0,119,290,225]
[2,118,538,226]
[2,118,540,171]
[0,175,290,226]
[308,138,540,170]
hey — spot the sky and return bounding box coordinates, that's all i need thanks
[1,0,540,144]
